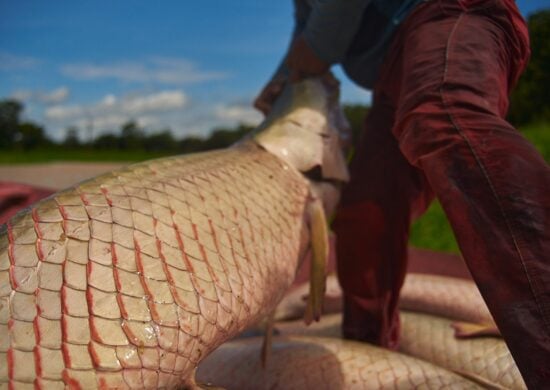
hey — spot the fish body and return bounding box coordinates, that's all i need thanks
[196,335,483,389]
[266,271,523,389]
[0,78,349,389]
[243,312,524,389]
[399,273,494,325]
[274,273,496,326]
[399,311,526,389]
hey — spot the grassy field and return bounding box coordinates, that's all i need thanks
[0,148,172,164]
[1,122,548,253]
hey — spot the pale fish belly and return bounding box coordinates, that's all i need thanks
[399,311,526,389]
[196,335,484,389]
[399,273,495,325]
[275,273,495,326]
[260,269,522,390]
[262,312,524,390]
[0,143,310,389]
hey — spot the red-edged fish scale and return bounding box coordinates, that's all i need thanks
[399,312,526,389]
[0,143,310,389]
[274,273,495,325]
[258,274,525,389]
[399,274,494,326]
[196,335,484,389]
[265,313,525,389]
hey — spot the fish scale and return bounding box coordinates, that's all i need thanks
[0,143,311,389]
[196,335,484,389]
[399,312,526,389]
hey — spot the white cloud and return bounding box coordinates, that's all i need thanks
[45,90,188,122]
[42,87,70,104]
[214,103,262,126]
[12,86,70,105]
[61,57,227,85]
[77,115,128,130]
[121,91,187,114]
[45,104,86,121]
[0,52,40,71]
[22,83,264,142]
[43,90,189,138]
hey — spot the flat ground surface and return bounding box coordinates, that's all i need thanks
[0,162,127,190]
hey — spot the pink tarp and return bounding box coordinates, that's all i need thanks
[0,182,54,225]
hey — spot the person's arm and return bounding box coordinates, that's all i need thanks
[255,0,372,114]
[254,0,312,115]
[286,0,372,81]
[269,0,312,81]
[278,0,373,79]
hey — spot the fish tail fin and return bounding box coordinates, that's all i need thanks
[451,321,501,338]
[261,311,276,368]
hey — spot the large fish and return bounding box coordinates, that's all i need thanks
[236,312,523,389]
[196,335,483,389]
[0,77,349,389]
[399,273,494,326]
[274,273,496,328]
[265,269,523,388]
[399,312,525,390]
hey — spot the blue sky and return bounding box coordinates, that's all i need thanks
[1,1,547,141]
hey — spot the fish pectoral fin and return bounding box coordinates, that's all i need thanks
[260,310,276,368]
[451,321,502,338]
[303,195,329,325]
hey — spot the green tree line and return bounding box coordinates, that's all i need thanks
[0,99,369,155]
[0,100,258,154]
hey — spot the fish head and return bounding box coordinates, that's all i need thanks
[253,74,351,182]
[253,74,350,215]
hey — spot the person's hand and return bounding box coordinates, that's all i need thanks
[287,35,330,82]
[254,77,287,116]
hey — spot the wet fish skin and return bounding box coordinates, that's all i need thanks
[399,273,495,326]
[399,312,526,390]
[274,273,496,326]
[262,273,520,388]
[261,312,523,389]
[0,145,312,389]
[0,78,349,389]
[196,335,484,389]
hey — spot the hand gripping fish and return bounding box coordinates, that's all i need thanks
[0,76,349,389]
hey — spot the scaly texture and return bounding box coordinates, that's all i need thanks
[274,312,342,338]
[274,273,495,325]
[274,272,342,321]
[399,274,494,325]
[399,312,526,390]
[196,335,483,389]
[0,143,310,389]
[265,312,523,389]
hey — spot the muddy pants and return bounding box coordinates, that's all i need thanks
[333,0,550,387]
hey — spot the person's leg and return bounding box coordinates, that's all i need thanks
[392,0,550,386]
[333,90,433,349]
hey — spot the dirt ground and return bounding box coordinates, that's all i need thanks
[0,162,127,190]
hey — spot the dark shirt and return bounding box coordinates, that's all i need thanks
[275,0,425,89]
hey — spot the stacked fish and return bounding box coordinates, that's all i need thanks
[199,274,524,389]
[0,77,524,389]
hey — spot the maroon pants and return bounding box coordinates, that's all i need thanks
[333,0,550,387]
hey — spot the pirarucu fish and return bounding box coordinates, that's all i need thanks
[0,76,349,389]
